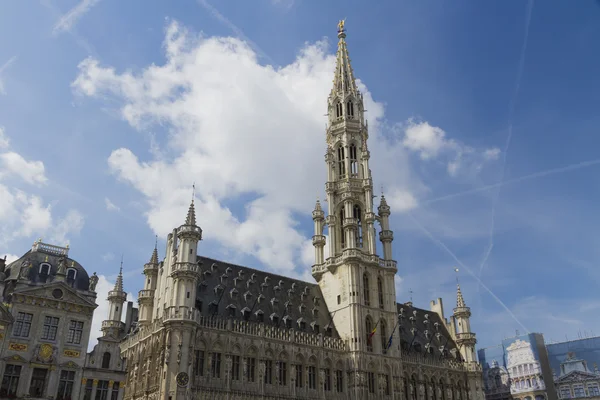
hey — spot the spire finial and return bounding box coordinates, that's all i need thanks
[114,256,124,293]
[192,182,195,203]
[150,237,159,264]
[455,268,466,308]
[409,288,413,303]
[337,18,346,38]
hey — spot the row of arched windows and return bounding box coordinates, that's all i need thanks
[336,143,359,179]
[334,100,355,119]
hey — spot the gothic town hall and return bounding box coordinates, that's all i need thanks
[120,22,486,400]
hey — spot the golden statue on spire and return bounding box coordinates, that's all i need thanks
[337,19,345,32]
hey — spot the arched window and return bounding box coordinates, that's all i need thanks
[337,146,345,178]
[66,268,77,285]
[377,277,384,309]
[339,207,346,250]
[353,205,362,248]
[349,143,358,177]
[102,352,111,369]
[335,102,343,118]
[363,274,370,306]
[39,263,51,283]
[346,101,354,118]
[365,317,373,352]
[380,319,387,354]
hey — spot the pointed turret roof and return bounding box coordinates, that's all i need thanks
[150,238,159,264]
[330,20,358,98]
[185,199,196,226]
[314,200,322,212]
[456,284,466,308]
[114,265,124,293]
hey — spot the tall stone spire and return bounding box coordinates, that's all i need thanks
[331,19,358,97]
[150,237,159,265]
[456,284,466,308]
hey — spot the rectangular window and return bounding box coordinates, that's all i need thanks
[335,369,343,392]
[308,366,316,389]
[83,379,93,400]
[0,364,21,397]
[194,350,204,376]
[56,370,76,400]
[29,368,48,397]
[278,361,286,385]
[211,353,221,378]
[95,380,109,400]
[13,312,33,337]
[231,355,240,381]
[560,387,571,399]
[264,360,273,385]
[324,368,331,391]
[42,316,60,340]
[246,357,256,382]
[367,372,375,393]
[573,386,585,397]
[588,384,600,396]
[110,381,119,400]
[67,320,84,344]
[295,365,303,388]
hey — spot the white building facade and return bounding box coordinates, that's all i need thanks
[119,22,486,400]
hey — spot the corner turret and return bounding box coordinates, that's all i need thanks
[102,263,127,337]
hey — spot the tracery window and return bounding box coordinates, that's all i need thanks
[340,207,346,249]
[378,277,384,309]
[363,273,370,306]
[346,101,354,118]
[335,102,343,119]
[337,146,346,178]
[349,143,358,177]
[353,205,363,247]
[366,317,373,352]
[380,319,387,353]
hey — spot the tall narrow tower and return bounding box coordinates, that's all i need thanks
[102,265,127,337]
[162,198,202,397]
[453,284,477,363]
[311,21,399,382]
[138,243,159,325]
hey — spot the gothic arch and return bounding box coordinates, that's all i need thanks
[245,345,258,357]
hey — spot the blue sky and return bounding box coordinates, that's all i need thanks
[1,0,600,351]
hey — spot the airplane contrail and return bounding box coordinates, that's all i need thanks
[407,212,530,334]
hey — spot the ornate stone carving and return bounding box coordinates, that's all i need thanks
[89,272,99,291]
[19,259,31,279]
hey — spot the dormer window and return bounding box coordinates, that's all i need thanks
[312,308,319,318]
[225,267,232,274]
[311,322,319,334]
[270,298,279,308]
[243,291,253,302]
[208,301,218,315]
[313,297,320,306]
[39,263,51,276]
[211,263,218,272]
[283,316,292,329]
[270,313,279,326]
[230,289,238,299]
[285,301,292,313]
[220,274,228,284]
[226,304,236,317]
[255,310,264,323]
[66,268,77,285]
[298,304,306,313]
[260,282,268,292]
[214,285,224,296]
[297,318,306,331]
[241,307,251,320]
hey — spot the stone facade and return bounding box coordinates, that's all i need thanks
[0,241,134,400]
[119,21,486,400]
[554,353,600,399]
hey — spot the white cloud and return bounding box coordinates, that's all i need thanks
[104,197,120,212]
[102,252,115,262]
[53,0,101,35]
[0,152,47,186]
[0,129,84,246]
[72,20,497,274]
[0,56,17,95]
[2,254,19,264]
[0,127,9,149]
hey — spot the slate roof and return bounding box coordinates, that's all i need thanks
[396,302,461,360]
[3,248,90,292]
[195,256,339,338]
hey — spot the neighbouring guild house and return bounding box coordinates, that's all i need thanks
[0,240,138,400]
